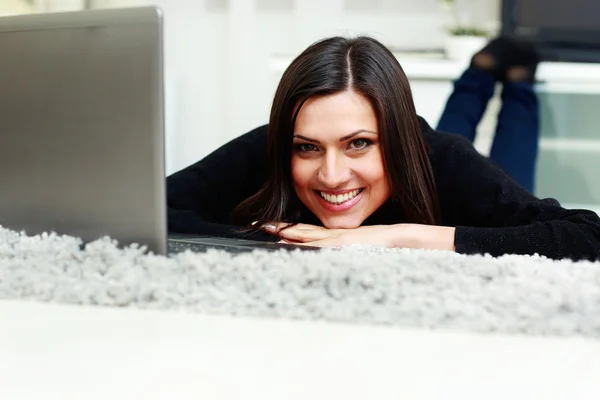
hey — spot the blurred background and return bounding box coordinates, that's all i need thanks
[2,0,600,214]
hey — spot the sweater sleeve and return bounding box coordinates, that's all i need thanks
[435,133,600,261]
[166,124,275,241]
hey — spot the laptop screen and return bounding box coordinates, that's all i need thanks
[0,8,167,254]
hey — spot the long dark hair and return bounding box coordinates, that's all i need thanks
[233,36,441,227]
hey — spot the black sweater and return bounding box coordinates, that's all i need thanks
[166,120,600,261]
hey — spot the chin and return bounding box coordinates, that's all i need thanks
[319,217,363,229]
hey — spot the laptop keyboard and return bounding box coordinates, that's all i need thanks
[167,240,252,254]
[167,236,321,255]
[167,240,208,254]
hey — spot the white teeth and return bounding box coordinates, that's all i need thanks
[319,189,361,205]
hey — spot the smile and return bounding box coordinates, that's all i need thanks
[316,189,363,205]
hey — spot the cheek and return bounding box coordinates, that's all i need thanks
[291,157,315,189]
[353,153,387,187]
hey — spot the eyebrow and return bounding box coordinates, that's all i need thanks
[293,129,377,144]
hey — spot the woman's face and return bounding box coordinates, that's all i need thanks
[291,90,390,229]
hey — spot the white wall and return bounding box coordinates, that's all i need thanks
[40,0,500,174]
[0,0,35,16]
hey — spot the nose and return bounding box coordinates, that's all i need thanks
[317,151,351,188]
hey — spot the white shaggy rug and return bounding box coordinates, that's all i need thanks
[1,226,600,338]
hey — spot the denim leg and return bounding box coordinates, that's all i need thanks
[489,81,540,192]
[436,67,496,142]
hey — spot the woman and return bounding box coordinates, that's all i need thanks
[167,36,600,261]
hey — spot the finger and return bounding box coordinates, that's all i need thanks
[262,222,322,235]
[277,225,331,242]
[289,223,325,231]
[278,239,304,245]
[294,238,342,248]
[270,222,322,232]
[260,222,291,234]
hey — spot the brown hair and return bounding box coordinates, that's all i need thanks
[233,36,440,227]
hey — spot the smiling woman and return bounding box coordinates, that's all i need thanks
[234,37,440,231]
[291,92,389,229]
[166,36,600,261]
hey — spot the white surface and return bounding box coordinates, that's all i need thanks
[0,0,36,16]
[41,0,86,12]
[444,35,488,62]
[1,300,600,400]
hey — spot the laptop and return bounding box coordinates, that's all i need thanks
[0,7,317,256]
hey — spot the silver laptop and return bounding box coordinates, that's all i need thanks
[0,7,316,255]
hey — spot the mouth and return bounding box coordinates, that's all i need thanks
[316,188,363,205]
[313,188,365,212]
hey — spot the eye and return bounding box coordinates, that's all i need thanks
[294,143,319,153]
[348,138,372,150]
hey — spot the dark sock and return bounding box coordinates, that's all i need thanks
[507,40,539,83]
[470,37,520,81]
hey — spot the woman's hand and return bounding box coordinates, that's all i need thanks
[263,223,456,251]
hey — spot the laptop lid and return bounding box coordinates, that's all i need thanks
[0,7,168,254]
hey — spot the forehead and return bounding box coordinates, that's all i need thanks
[294,90,378,139]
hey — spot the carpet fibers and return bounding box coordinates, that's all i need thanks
[1,227,600,338]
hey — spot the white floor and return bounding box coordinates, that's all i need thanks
[1,300,600,400]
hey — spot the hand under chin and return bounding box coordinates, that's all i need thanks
[317,215,366,230]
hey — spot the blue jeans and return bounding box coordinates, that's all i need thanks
[436,68,540,193]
